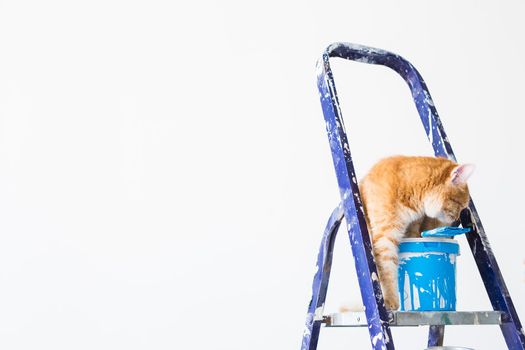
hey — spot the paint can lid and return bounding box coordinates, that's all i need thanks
[421,226,471,238]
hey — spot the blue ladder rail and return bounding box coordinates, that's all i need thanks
[301,43,525,350]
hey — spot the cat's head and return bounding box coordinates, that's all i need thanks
[424,163,475,224]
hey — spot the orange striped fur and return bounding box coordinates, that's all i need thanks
[359,156,474,309]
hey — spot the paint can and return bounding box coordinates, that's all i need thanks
[398,237,460,311]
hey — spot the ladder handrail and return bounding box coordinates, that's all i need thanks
[324,42,454,160]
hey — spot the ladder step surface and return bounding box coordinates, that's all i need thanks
[326,311,506,327]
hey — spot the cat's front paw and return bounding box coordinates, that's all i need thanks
[384,296,400,310]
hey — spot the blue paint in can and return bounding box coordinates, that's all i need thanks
[398,238,460,311]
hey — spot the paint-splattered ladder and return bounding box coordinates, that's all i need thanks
[301,43,525,350]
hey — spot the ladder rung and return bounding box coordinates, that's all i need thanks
[325,311,507,327]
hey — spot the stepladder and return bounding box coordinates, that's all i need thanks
[300,43,525,350]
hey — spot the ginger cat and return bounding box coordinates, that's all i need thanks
[359,156,475,310]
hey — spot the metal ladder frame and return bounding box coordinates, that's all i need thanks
[301,43,525,350]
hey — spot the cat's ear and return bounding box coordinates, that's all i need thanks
[450,164,475,185]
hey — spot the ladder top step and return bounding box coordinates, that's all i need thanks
[325,311,507,327]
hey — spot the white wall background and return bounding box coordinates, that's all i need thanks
[0,1,524,349]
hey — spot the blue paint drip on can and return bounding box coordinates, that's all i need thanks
[398,238,460,311]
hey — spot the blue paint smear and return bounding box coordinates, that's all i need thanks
[398,240,459,311]
[421,226,470,238]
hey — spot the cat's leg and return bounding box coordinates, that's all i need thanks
[371,224,404,310]
[421,216,446,231]
[405,218,423,238]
